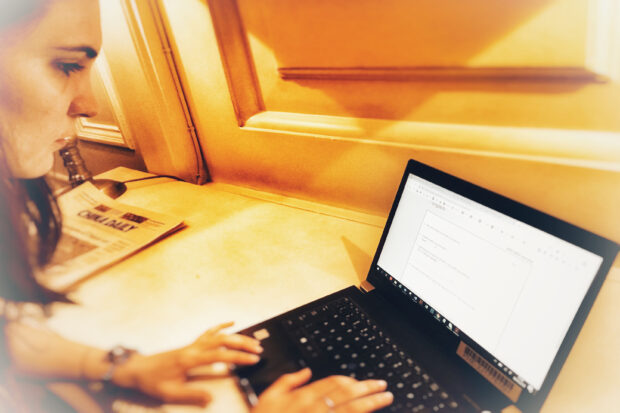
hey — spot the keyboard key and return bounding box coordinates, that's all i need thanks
[279,296,456,412]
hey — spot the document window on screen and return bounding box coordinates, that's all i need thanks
[378,175,603,391]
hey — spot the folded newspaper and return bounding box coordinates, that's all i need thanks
[37,181,185,292]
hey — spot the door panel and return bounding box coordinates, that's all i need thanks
[159,0,620,244]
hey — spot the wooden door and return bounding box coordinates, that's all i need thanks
[153,0,619,243]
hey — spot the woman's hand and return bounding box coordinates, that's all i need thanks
[252,368,393,413]
[113,322,262,406]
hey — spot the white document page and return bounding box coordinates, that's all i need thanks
[378,175,603,390]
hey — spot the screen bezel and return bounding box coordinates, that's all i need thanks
[366,158,619,411]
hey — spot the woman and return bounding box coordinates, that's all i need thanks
[0,0,393,411]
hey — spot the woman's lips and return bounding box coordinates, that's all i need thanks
[52,137,69,150]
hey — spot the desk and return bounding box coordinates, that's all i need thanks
[46,168,620,413]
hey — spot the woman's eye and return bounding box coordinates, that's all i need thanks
[56,62,84,76]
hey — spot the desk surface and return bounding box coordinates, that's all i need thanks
[47,168,620,413]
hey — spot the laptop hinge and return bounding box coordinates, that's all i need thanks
[359,280,375,293]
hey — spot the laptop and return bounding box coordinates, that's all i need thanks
[235,158,619,412]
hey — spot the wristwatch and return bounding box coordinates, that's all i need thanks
[102,345,137,382]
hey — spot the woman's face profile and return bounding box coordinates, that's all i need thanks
[0,0,101,178]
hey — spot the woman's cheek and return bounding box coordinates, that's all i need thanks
[2,127,57,178]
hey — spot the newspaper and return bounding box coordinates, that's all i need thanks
[37,182,184,292]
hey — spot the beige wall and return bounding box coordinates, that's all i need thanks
[81,0,208,183]
[85,1,619,244]
[152,0,619,245]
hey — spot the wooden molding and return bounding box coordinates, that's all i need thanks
[117,0,209,183]
[244,111,620,170]
[206,0,264,125]
[278,66,608,82]
[278,0,618,83]
[210,182,386,228]
[585,0,620,80]
[76,118,127,147]
[77,51,135,148]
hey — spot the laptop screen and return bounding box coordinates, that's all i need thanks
[376,173,604,393]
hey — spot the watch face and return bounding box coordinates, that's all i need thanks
[108,345,135,364]
[102,346,137,382]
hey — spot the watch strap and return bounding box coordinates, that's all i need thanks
[102,345,136,382]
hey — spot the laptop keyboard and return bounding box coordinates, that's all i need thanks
[281,296,460,413]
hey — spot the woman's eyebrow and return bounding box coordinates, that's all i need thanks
[54,46,98,59]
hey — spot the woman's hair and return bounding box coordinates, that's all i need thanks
[0,0,66,304]
[0,0,48,31]
[0,149,64,303]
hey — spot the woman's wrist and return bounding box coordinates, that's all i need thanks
[80,348,109,381]
[110,352,143,389]
[79,346,141,389]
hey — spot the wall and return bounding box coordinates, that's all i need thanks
[154,0,620,246]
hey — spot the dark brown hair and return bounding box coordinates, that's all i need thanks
[0,149,64,303]
[0,0,66,304]
[0,0,48,31]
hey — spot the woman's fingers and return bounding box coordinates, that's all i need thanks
[323,378,388,405]
[300,375,356,394]
[207,333,263,354]
[298,376,391,412]
[193,321,236,344]
[194,348,261,365]
[252,371,393,413]
[334,391,394,413]
[197,322,235,339]
[195,325,263,354]
[158,382,211,407]
[261,368,313,398]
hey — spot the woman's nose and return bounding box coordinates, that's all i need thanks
[68,78,99,118]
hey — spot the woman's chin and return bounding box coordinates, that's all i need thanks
[8,153,55,179]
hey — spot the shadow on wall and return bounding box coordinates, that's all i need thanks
[237,0,584,124]
[342,236,374,285]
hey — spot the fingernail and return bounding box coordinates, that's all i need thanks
[250,355,260,362]
[255,346,264,353]
[377,380,388,388]
[382,392,394,402]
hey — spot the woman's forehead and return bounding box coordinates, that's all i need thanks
[4,0,101,52]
